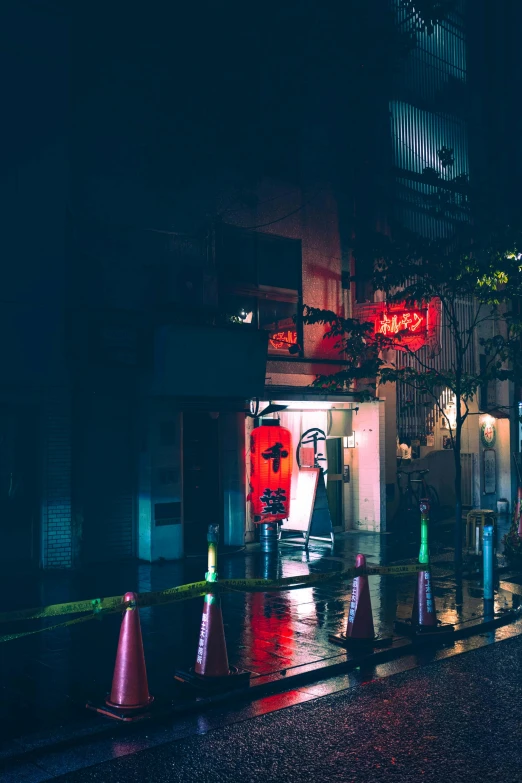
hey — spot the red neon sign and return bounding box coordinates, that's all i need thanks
[375,310,424,336]
[269,330,297,351]
[373,307,428,352]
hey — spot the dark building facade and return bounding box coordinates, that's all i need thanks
[3,1,521,569]
[369,1,518,512]
[0,3,72,570]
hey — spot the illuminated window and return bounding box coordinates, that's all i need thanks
[218,226,302,357]
[220,294,257,325]
[259,300,298,355]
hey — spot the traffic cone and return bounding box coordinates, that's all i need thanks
[194,593,229,677]
[87,592,153,721]
[174,524,250,693]
[395,500,454,641]
[415,569,438,629]
[413,551,455,637]
[396,567,454,639]
[330,554,391,648]
[346,554,375,640]
[174,590,251,692]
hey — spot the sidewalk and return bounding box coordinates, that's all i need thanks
[0,520,520,759]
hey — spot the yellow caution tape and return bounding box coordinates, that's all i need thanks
[0,613,101,644]
[217,563,424,592]
[0,581,209,625]
[137,581,209,608]
[0,596,123,624]
[0,564,425,629]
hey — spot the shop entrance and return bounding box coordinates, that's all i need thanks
[326,438,344,528]
[183,411,223,554]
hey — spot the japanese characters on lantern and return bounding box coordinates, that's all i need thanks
[250,421,292,523]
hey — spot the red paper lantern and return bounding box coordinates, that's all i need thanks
[250,420,292,523]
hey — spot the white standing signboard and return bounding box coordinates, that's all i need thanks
[281,467,334,547]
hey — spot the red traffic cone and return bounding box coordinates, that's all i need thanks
[346,554,375,640]
[396,571,454,640]
[415,570,437,629]
[87,592,153,721]
[194,594,230,678]
[414,568,453,638]
[330,554,391,648]
[175,592,250,693]
[175,524,250,693]
[105,592,153,714]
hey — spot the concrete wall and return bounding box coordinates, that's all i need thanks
[478,415,511,512]
[1,5,71,568]
[343,401,386,532]
[222,412,247,547]
[42,392,72,568]
[380,384,399,520]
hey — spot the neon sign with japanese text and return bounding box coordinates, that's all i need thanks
[269,330,298,351]
[374,308,428,351]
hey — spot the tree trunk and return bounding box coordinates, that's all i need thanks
[454,419,463,569]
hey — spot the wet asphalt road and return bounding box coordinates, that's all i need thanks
[50,634,522,783]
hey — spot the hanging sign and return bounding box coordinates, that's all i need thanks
[480,418,496,448]
[296,428,327,472]
[374,306,428,352]
[354,299,441,353]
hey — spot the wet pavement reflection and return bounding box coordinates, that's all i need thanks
[0,521,520,748]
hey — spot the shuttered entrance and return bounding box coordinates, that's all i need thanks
[78,393,136,564]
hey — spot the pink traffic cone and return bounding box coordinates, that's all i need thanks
[105,592,153,713]
[415,570,437,629]
[346,554,375,640]
[194,594,230,678]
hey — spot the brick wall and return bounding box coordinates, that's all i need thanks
[42,391,73,568]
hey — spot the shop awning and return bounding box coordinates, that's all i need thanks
[480,408,510,420]
[153,324,269,398]
[260,385,361,403]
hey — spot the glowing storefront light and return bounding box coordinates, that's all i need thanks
[272,401,354,411]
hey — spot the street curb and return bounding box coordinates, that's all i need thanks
[2,607,521,770]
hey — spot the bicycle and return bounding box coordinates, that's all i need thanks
[396,468,440,524]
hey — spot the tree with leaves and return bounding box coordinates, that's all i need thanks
[302,225,522,567]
